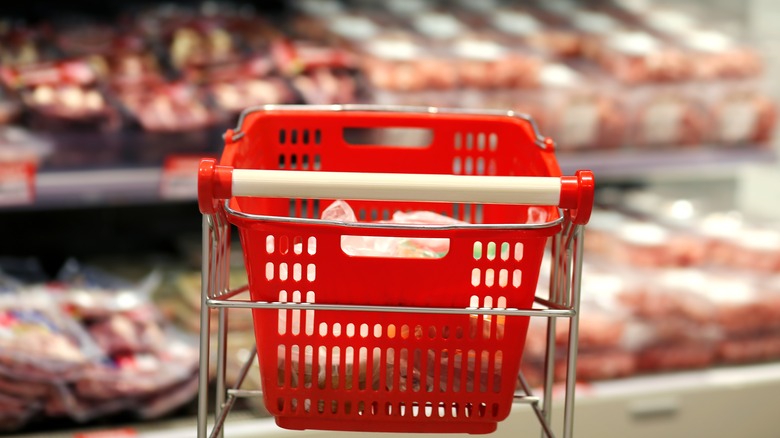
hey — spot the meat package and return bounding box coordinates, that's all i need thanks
[0,262,199,431]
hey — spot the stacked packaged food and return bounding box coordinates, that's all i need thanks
[0,261,199,432]
[521,189,780,386]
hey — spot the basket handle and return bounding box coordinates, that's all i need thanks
[198,159,594,224]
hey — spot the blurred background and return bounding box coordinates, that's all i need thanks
[1,0,779,437]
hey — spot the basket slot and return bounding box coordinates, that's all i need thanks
[343,127,433,148]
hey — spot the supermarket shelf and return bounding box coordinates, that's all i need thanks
[35,167,165,208]
[11,362,780,438]
[7,140,775,211]
[558,145,778,182]
[3,128,224,211]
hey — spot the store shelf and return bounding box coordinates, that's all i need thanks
[558,145,778,182]
[3,129,224,210]
[10,362,780,438]
[6,131,775,211]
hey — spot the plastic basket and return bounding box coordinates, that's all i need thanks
[198,106,594,434]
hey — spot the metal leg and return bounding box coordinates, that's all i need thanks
[211,346,259,438]
[197,215,213,438]
[518,373,556,438]
[562,227,584,438]
[215,307,229,438]
[542,233,562,438]
[541,316,557,438]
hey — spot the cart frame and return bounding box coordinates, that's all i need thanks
[197,105,589,438]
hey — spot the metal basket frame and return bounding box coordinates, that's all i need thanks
[197,105,587,438]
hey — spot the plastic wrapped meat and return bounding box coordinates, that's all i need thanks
[0,290,99,379]
[211,77,293,114]
[627,85,707,148]
[74,338,199,401]
[707,274,780,337]
[137,370,199,420]
[705,84,777,145]
[1,60,121,130]
[86,313,165,355]
[118,82,218,132]
[557,349,636,382]
[0,126,53,164]
[618,269,713,323]
[535,64,626,151]
[636,341,715,372]
[678,30,762,80]
[291,68,358,105]
[0,367,52,400]
[595,31,691,84]
[360,34,457,92]
[0,392,39,432]
[717,333,780,364]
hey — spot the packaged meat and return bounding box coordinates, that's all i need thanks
[677,30,762,80]
[165,19,240,72]
[169,269,254,333]
[618,268,714,323]
[359,33,456,93]
[584,209,626,256]
[108,52,165,93]
[609,221,674,267]
[117,81,219,132]
[535,63,625,151]
[271,39,358,76]
[485,5,583,58]
[708,273,780,337]
[291,67,358,105]
[0,392,39,432]
[558,349,636,382]
[0,366,52,400]
[1,60,121,131]
[699,79,777,146]
[634,6,760,81]
[595,30,691,84]
[448,34,543,90]
[729,226,780,273]
[210,76,294,115]
[636,340,716,372]
[717,333,780,365]
[562,8,628,62]
[0,126,53,164]
[290,11,399,48]
[137,370,199,420]
[698,213,780,273]
[623,83,706,148]
[46,381,131,422]
[691,211,741,266]
[0,289,102,380]
[74,343,198,401]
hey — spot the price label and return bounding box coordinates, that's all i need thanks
[74,428,137,438]
[0,161,35,206]
[160,155,207,200]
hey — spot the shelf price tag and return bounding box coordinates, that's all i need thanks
[0,161,35,206]
[160,155,207,200]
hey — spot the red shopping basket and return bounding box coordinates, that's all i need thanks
[198,106,594,434]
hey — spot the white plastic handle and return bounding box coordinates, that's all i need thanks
[232,169,562,205]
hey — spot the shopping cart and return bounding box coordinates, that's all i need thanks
[197,105,594,437]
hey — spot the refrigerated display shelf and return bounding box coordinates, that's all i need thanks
[558,145,778,182]
[8,142,774,211]
[3,128,224,210]
[8,362,780,438]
